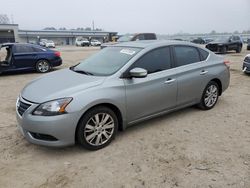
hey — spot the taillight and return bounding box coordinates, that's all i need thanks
[224,60,230,68]
[54,51,61,57]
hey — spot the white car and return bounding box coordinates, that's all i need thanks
[90,39,101,46]
[75,38,90,46]
[39,39,48,47]
[44,40,56,48]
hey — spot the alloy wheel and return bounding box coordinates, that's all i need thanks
[204,85,218,108]
[84,113,115,146]
[37,61,49,73]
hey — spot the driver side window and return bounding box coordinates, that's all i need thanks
[130,47,171,74]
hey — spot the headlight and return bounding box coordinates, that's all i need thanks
[33,98,72,116]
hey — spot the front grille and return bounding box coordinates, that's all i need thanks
[17,99,31,116]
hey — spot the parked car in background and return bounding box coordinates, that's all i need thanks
[247,39,250,50]
[191,37,213,44]
[101,33,157,49]
[39,39,48,47]
[90,39,101,46]
[0,43,62,74]
[205,35,243,53]
[44,40,56,48]
[16,40,230,150]
[243,54,250,74]
[75,38,90,46]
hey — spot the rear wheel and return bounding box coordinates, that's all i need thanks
[76,106,118,150]
[236,45,242,53]
[36,60,50,73]
[198,81,219,110]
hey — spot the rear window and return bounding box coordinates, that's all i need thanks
[198,48,209,61]
[32,47,47,52]
[145,34,156,40]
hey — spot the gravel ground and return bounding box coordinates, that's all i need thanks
[0,45,249,188]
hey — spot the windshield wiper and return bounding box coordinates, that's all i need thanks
[71,68,93,75]
[69,64,93,75]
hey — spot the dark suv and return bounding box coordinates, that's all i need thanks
[247,39,250,50]
[206,35,243,54]
[101,33,157,49]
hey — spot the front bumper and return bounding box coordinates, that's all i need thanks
[243,61,250,73]
[16,97,79,147]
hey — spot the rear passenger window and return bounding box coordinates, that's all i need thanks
[130,47,171,74]
[15,45,35,53]
[174,46,200,66]
[198,48,209,61]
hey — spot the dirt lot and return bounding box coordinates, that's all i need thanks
[0,45,250,188]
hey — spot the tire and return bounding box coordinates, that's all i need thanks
[36,60,50,73]
[220,46,226,54]
[236,45,242,53]
[198,81,219,110]
[76,106,118,150]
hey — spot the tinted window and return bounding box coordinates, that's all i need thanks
[232,36,240,41]
[15,45,35,53]
[32,47,46,52]
[198,48,209,61]
[130,47,171,74]
[145,34,156,40]
[136,34,145,40]
[174,46,200,66]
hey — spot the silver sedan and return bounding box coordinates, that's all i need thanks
[16,40,230,150]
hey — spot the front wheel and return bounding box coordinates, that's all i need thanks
[198,81,219,110]
[36,60,50,73]
[76,106,118,150]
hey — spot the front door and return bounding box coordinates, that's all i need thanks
[124,46,177,123]
[12,45,37,69]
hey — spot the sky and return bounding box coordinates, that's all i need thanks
[1,0,250,35]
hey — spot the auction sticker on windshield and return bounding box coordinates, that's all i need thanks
[120,49,136,55]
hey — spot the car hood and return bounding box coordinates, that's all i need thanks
[21,69,106,103]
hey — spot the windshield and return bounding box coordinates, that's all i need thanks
[72,47,141,76]
[117,35,134,42]
[214,36,230,42]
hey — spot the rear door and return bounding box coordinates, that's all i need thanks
[124,46,178,123]
[12,45,38,69]
[172,45,210,107]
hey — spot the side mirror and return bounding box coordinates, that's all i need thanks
[129,68,147,78]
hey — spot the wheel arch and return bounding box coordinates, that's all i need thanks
[210,78,222,95]
[75,103,124,143]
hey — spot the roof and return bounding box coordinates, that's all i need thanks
[0,43,45,49]
[113,40,200,49]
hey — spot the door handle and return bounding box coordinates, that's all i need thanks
[164,78,176,84]
[200,70,208,75]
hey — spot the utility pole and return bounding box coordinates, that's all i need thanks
[92,20,95,31]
